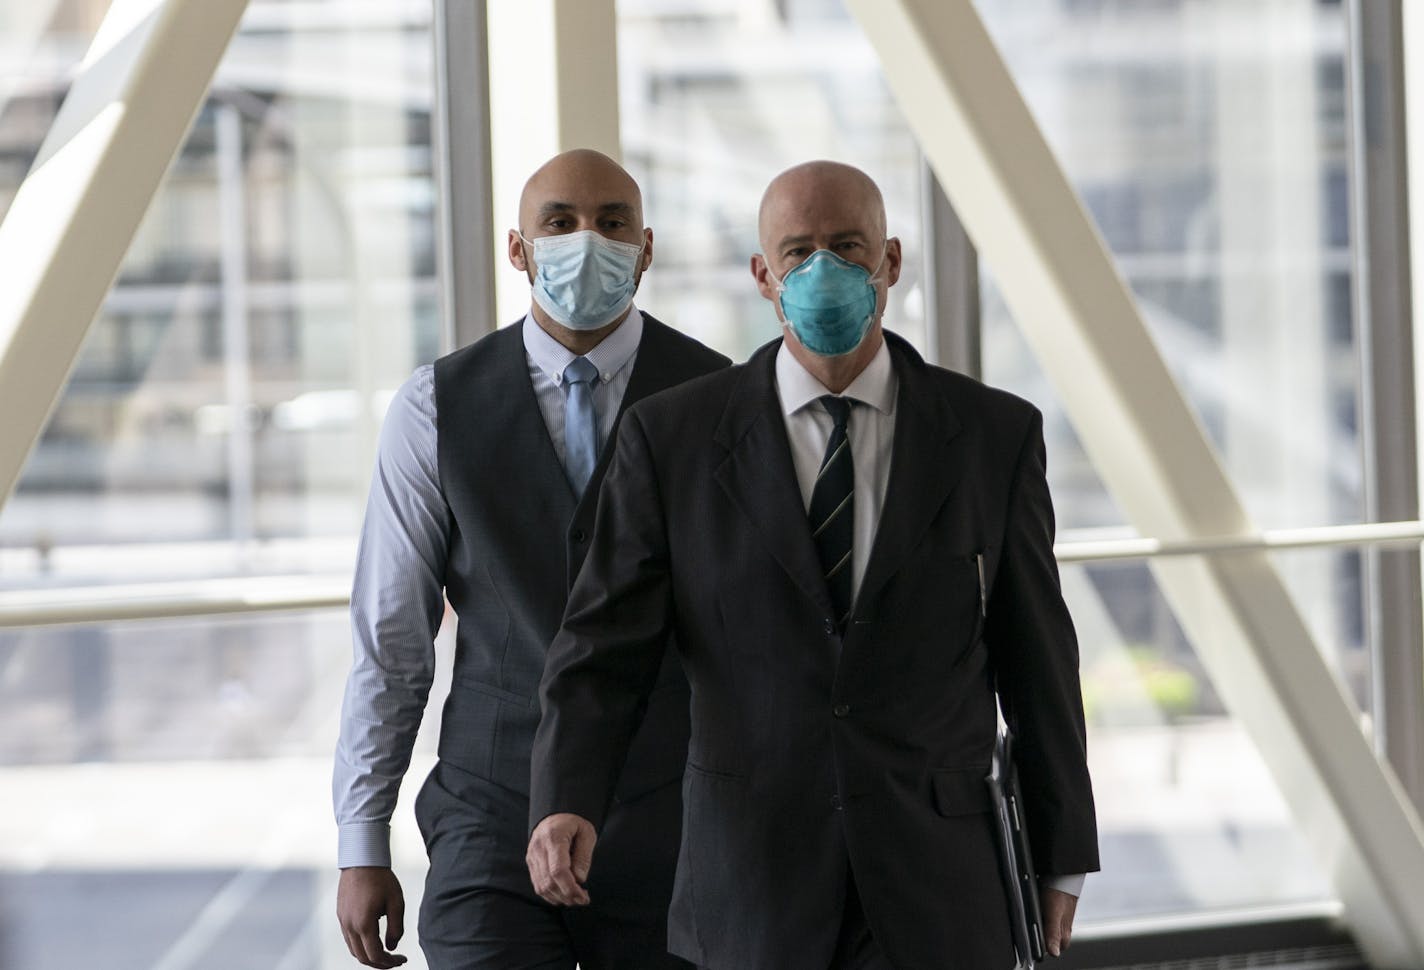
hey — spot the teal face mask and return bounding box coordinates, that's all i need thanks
[771,248,885,357]
[522,229,645,331]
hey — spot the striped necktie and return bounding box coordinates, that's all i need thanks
[810,395,855,625]
[563,356,600,493]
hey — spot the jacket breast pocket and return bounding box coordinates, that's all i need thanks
[938,553,987,666]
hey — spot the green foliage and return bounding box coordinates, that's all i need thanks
[1081,646,1201,726]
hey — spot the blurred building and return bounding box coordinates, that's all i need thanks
[0,1,1416,968]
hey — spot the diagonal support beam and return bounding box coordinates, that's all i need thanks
[845,0,1424,964]
[0,0,249,508]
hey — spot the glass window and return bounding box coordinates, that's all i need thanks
[0,1,438,581]
[975,0,1355,924]
[0,610,454,970]
[617,0,927,360]
[0,3,437,967]
[620,0,1357,932]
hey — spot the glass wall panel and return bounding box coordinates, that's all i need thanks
[0,2,106,224]
[0,610,452,970]
[975,0,1356,925]
[618,0,1359,933]
[617,0,927,361]
[0,0,438,587]
[1066,557,1337,921]
[0,3,437,968]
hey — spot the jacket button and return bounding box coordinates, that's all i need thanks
[833,704,850,718]
[823,618,835,635]
[571,529,587,543]
[831,793,843,810]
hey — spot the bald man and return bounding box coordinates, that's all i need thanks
[527,161,1098,970]
[333,149,728,970]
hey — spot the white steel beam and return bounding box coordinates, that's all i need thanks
[433,0,498,349]
[845,0,1424,963]
[0,0,250,508]
[487,0,621,327]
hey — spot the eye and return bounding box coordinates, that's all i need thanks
[783,246,809,258]
[599,218,628,232]
[834,240,863,253]
[545,217,573,231]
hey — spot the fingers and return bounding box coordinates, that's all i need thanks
[527,813,596,906]
[385,887,405,952]
[336,868,409,968]
[1040,887,1079,957]
[547,834,591,905]
[571,824,595,883]
[357,922,406,969]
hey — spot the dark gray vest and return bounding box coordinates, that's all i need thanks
[432,315,728,799]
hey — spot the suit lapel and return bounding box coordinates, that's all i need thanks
[713,340,835,615]
[855,335,966,611]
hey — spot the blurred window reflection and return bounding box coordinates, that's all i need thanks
[1,2,438,968]
[0,0,1387,964]
[977,0,1355,923]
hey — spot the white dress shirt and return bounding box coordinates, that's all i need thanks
[772,335,1086,900]
[775,338,897,603]
[523,308,644,462]
[333,309,642,869]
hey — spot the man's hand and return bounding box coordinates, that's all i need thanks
[337,867,408,968]
[1042,887,1079,957]
[526,813,597,906]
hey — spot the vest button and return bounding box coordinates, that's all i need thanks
[571,529,587,543]
[823,618,835,635]
[833,704,850,718]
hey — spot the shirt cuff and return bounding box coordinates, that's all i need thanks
[337,822,393,869]
[1041,873,1085,897]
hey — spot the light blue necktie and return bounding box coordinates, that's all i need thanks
[563,356,601,493]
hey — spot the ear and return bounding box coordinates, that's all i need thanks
[883,236,903,287]
[640,227,654,273]
[751,253,778,303]
[751,254,786,323]
[508,229,529,272]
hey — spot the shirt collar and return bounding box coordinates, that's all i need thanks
[522,306,644,385]
[774,334,898,418]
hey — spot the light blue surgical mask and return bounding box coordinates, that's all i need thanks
[521,229,646,331]
[769,248,886,357]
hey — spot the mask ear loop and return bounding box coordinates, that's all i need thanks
[859,242,891,331]
[514,230,536,283]
[865,241,889,284]
[760,254,788,293]
[759,255,796,329]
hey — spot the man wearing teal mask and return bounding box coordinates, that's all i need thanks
[334,149,727,970]
[528,160,1098,969]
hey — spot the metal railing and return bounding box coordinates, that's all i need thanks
[0,574,351,628]
[1,520,1421,629]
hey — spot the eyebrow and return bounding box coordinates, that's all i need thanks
[537,201,637,217]
[773,230,868,250]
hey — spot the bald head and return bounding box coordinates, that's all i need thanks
[749,160,903,383]
[517,149,644,236]
[507,149,654,343]
[757,160,886,257]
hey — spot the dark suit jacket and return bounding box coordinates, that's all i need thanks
[531,332,1099,970]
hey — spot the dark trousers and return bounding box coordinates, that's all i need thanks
[696,874,893,970]
[826,876,895,970]
[415,760,691,970]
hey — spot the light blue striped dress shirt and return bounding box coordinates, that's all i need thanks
[332,310,644,868]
